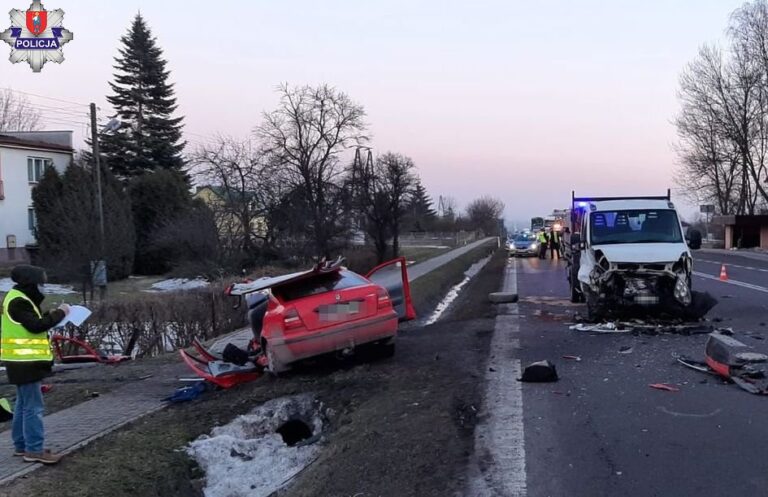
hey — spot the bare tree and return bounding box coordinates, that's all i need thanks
[351,151,417,262]
[256,83,368,257]
[0,89,41,132]
[379,152,416,257]
[466,196,505,235]
[676,45,743,214]
[193,136,288,265]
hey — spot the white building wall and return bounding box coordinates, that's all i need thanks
[0,146,71,263]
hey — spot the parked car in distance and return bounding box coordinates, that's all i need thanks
[508,233,539,257]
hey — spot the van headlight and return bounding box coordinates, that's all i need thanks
[674,273,691,306]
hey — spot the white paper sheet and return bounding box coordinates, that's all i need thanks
[53,305,92,328]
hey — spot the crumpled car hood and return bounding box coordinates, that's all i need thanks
[593,243,688,264]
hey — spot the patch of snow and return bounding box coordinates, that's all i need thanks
[0,278,76,294]
[187,394,323,497]
[145,277,209,292]
[425,255,492,325]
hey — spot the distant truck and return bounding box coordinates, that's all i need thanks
[562,190,702,321]
[531,217,544,232]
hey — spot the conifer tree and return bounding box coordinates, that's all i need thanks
[101,14,185,179]
[404,180,437,232]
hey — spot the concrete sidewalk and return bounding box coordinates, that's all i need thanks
[0,362,186,485]
[0,237,496,485]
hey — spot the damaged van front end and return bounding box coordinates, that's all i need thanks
[566,193,713,322]
[578,246,693,320]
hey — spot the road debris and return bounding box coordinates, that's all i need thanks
[519,360,559,382]
[562,355,582,361]
[649,383,680,392]
[619,345,634,354]
[675,332,768,395]
[570,323,630,333]
[164,381,208,403]
[489,292,519,304]
[570,320,712,335]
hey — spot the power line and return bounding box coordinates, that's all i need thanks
[2,87,89,108]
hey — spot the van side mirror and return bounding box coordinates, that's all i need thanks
[571,232,583,250]
[687,229,702,250]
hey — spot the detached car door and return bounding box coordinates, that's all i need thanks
[366,257,417,322]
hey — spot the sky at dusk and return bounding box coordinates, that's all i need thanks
[0,0,748,227]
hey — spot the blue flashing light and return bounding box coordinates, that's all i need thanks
[577,201,588,207]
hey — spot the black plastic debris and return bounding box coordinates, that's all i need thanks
[519,360,559,383]
[222,343,250,366]
[680,291,719,320]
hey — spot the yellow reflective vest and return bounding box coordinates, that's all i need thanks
[1,289,53,362]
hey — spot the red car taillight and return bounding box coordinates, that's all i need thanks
[377,287,391,309]
[283,308,303,330]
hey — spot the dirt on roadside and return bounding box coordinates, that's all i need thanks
[0,248,505,497]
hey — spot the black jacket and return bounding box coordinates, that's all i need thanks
[2,265,65,385]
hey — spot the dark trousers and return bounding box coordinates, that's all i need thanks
[538,243,548,259]
[550,243,560,259]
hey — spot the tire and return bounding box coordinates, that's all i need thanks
[570,280,581,303]
[585,289,604,322]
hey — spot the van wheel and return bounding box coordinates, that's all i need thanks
[569,269,584,303]
[570,281,582,303]
[585,290,604,322]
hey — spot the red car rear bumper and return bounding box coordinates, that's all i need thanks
[267,312,398,370]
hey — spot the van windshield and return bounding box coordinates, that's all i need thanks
[589,209,683,245]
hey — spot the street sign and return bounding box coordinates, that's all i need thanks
[700,204,715,213]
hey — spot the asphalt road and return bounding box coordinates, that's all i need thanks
[512,252,768,497]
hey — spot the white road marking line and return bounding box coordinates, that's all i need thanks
[697,260,768,272]
[467,257,527,497]
[693,271,768,294]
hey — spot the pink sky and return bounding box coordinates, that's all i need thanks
[1,0,745,226]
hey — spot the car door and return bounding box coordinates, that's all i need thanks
[366,257,417,322]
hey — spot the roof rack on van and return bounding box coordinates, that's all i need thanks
[571,189,671,203]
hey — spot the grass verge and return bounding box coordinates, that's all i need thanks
[0,242,500,497]
[408,239,498,320]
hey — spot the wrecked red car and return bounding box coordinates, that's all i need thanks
[181,256,415,386]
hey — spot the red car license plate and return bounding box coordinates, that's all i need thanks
[319,301,362,321]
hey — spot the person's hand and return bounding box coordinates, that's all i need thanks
[58,304,71,316]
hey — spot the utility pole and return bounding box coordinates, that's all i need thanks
[90,103,107,299]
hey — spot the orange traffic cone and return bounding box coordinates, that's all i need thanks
[719,264,729,281]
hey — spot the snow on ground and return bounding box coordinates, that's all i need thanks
[187,394,324,497]
[0,278,76,294]
[145,277,209,292]
[425,255,492,325]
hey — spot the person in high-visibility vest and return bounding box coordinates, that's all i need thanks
[537,231,548,259]
[1,265,69,464]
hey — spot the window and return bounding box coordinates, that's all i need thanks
[28,207,37,234]
[589,209,683,245]
[27,157,52,183]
